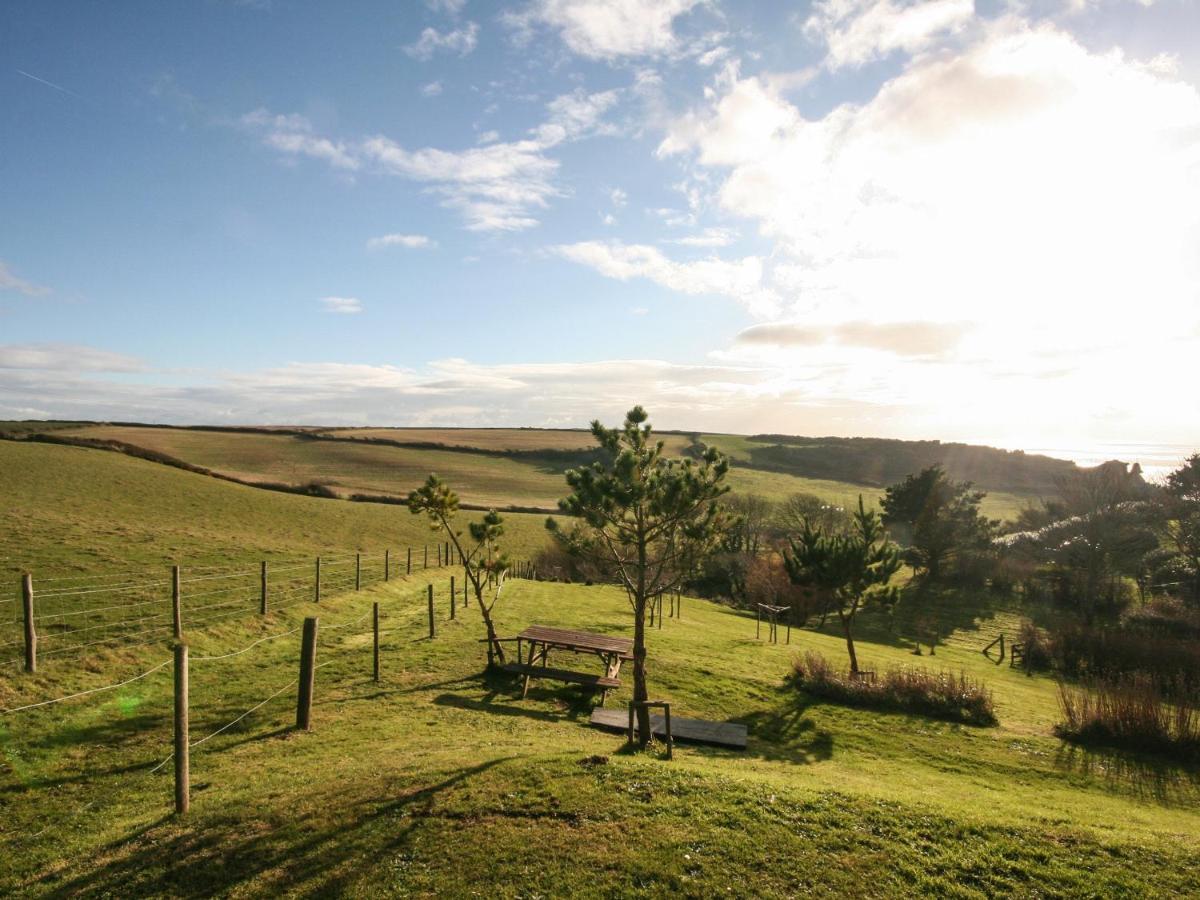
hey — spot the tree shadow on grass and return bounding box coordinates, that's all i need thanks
[1053,741,1200,807]
[734,687,835,766]
[39,757,519,899]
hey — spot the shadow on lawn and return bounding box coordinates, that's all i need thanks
[1054,741,1200,807]
[39,757,520,899]
[737,687,835,766]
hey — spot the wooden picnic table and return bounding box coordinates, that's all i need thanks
[501,625,634,704]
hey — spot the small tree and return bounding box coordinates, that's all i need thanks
[785,497,901,674]
[547,406,730,746]
[881,465,995,582]
[1160,453,1200,604]
[409,474,511,666]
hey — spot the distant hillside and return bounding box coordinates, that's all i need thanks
[740,435,1081,496]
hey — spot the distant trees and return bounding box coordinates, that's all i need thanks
[547,406,731,746]
[777,492,852,537]
[409,475,511,665]
[784,498,901,674]
[880,466,997,582]
[1156,454,1200,604]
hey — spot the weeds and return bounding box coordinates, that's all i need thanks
[792,650,997,726]
[1056,676,1200,761]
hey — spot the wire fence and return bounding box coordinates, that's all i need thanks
[2,583,449,820]
[0,539,527,670]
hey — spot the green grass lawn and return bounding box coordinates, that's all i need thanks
[2,575,1198,896]
[1,442,1198,896]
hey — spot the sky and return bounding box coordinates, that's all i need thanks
[1,0,1198,459]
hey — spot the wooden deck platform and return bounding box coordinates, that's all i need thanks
[588,708,748,750]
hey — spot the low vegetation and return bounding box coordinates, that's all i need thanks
[1056,676,1200,761]
[792,650,998,726]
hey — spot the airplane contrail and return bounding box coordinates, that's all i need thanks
[15,69,83,99]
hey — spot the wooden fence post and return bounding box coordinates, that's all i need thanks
[437,544,442,567]
[296,617,318,731]
[355,553,362,591]
[756,603,761,639]
[260,561,269,615]
[172,564,183,641]
[424,545,428,569]
[174,643,189,815]
[314,557,322,603]
[373,602,380,684]
[427,585,435,639]
[385,549,390,582]
[999,633,1005,662]
[21,573,36,674]
[463,569,469,606]
[451,576,456,617]
[407,547,412,575]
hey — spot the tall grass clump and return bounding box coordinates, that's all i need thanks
[1045,624,1200,698]
[1056,676,1200,761]
[792,651,997,726]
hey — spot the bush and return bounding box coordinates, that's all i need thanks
[791,651,997,726]
[1056,676,1200,761]
[1042,623,1200,698]
[1017,619,1053,670]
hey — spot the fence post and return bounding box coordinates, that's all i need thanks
[21,573,36,674]
[427,585,435,639]
[424,545,428,569]
[437,544,442,567]
[385,549,390,582]
[463,569,469,606]
[174,643,189,815]
[663,703,674,760]
[451,576,456,617]
[172,564,183,641]
[407,547,412,575]
[373,601,380,683]
[756,603,760,639]
[260,561,268,615]
[315,557,322,603]
[999,633,1005,662]
[355,553,362,591]
[677,592,681,620]
[296,617,318,731]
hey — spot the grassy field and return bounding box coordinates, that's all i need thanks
[325,426,697,455]
[48,424,1034,521]
[1,442,1198,896]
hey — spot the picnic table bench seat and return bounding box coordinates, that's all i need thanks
[500,662,620,690]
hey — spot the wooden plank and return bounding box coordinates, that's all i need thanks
[588,709,748,750]
[501,662,619,689]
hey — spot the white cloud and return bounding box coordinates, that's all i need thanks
[665,226,737,247]
[240,109,359,170]
[553,240,780,316]
[321,296,363,314]
[420,80,444,97]
[804,0,976,69]
[366,233,436,250]
[506,0,703,60]
[404,22,479,60]
[427,0,466,14]
[609,187,627,207]
[0,261,51,297]
[244,88,619,231]
[736,320,971,358]
[476,129,500,144]
[660,20,1200,350]
[0,343,143,372]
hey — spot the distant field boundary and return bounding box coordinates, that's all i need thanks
[0,432,560,515]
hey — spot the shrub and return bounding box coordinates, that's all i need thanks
[1056,676,1200,761]
[1017,619,1053,670]
[1043,623,1200,698]
[791,651,997,726]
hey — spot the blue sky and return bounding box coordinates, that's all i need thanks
[2,0,1198,454]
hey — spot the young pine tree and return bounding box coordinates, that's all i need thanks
[547,406,731,746]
